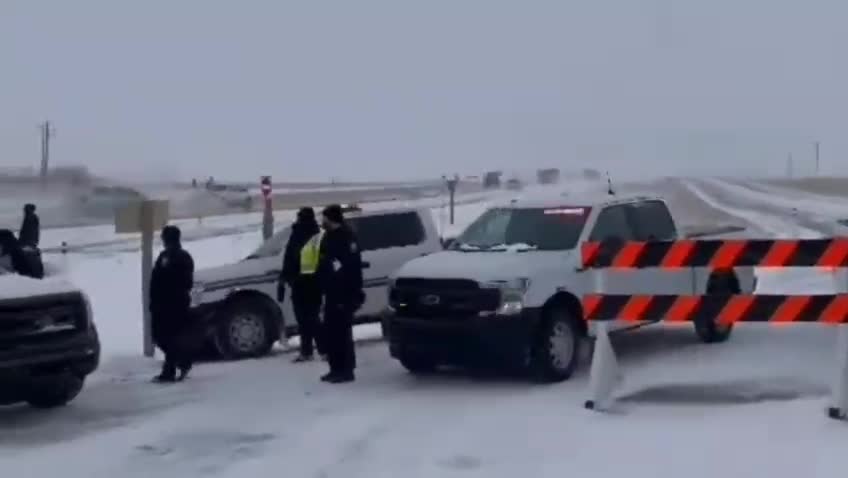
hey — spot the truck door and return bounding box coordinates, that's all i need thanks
[586,204,639,295]
[624,200,693,295]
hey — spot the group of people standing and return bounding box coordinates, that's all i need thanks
[148,203,364,385]
[279,204,364,383]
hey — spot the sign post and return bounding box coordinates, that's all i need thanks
[445,174,459,225]
[116,199,170,357]
[261,176,273,240]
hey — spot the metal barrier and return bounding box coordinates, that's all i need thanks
[580,238,848,419]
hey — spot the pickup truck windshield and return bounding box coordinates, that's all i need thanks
[452,206,590,251]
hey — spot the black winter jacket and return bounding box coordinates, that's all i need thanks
[19,212,40,248]
[281,220,320,285]
[150,246,194,316]
[317,225,364,310]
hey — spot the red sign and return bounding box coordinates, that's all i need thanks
[260,176,272,198]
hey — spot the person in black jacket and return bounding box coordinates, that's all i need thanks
[19,204,40,249]
[316,204,364,383]
[280,207,324,362]
[0,229,41,278]
[150,225,195,383]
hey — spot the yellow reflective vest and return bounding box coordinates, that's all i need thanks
[299,231,325,275]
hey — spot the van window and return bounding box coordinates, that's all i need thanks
[348,212,425,251]
[589,205,635,241]
[628,200,676,241]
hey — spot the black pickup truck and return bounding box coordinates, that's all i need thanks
[0,273,100,408]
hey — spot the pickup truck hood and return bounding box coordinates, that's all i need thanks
[194,259,277,287]
[0,273,83,302]
[394,250,573,283]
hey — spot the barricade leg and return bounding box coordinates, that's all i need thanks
[828,324,848,420]
[584,321,621,411]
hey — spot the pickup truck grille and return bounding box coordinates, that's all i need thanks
[0,293,87,349]
[391,278,500,318]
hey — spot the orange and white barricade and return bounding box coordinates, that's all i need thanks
[580,238,848,419]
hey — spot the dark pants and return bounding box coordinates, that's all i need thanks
[323,303,356,374]
[152,309,195,378]
[291,276,323,357]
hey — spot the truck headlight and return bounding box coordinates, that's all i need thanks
[190,283,206,307]
[480,278,531,316]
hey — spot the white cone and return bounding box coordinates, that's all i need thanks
[586,321,622,411]
[829,325,848,419]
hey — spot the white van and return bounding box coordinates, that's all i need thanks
[191,207,442,358]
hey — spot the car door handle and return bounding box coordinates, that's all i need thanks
[266,269,281,275]
[362,261,371,269]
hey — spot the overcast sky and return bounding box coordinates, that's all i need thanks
[2,1,847,183]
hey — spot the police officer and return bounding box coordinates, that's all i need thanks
[150,225,196,383]
[316,204,364,383]
[280,207,324,362]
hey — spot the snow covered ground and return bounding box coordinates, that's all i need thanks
[2,178,847,478]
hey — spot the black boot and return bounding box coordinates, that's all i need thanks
[326,371,355,383]
[154,359,177,383]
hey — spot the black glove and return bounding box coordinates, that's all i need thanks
[276,281,286,302]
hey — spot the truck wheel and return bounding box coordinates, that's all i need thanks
[399,352,438,374]
[26,374,85,409]
[530,306,581,383]
[696,271,739,343]
[216,299,275,359]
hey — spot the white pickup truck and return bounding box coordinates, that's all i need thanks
[0,272,100,408]
[384,192,756,382]
[191,206,443,358]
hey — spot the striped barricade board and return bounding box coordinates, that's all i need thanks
[579,237,848,420]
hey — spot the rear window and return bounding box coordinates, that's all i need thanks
[348,211,425,251]
[453,206,591,251]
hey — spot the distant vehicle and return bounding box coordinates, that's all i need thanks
[0,272,100,408]
[536,168,560,185]
[482,171,502,189]
[505,178,523,190]
[190,207,443,358]
[384,193,755,382]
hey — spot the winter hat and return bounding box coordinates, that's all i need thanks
[322,204,345,225]
[161,225,181,244]
[297,207,316,223]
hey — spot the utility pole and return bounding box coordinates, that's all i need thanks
[815,141,821,175]
[39,121,55,188]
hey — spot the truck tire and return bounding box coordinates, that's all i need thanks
[399,352,438,374]
[695,271,739,343]
[26,373,85,409]
[530,305,581,383]
[216,298,275,359]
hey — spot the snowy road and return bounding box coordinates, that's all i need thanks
[2,178,848,478]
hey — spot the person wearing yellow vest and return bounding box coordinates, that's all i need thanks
[280,207,324,362]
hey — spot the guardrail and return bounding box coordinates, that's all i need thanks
[580,238,848,419]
